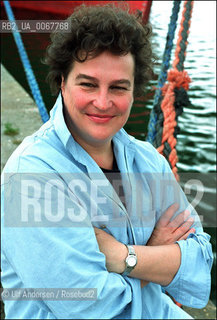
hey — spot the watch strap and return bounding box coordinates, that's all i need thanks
[127,245,135,255]
[122,245,137,276]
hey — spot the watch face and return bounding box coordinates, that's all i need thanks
[127,256,137,267]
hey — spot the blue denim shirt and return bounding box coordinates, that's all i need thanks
[1,94,213,319]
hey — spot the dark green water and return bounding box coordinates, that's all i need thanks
[1,1,216,306]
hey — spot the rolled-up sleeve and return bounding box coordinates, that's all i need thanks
[162,227,213,308]
[158,154,214,308]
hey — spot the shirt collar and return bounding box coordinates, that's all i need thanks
[50,92,72,148]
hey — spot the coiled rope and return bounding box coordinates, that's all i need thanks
[3,1,49,123]
[146,1,181,144]
[148,1,194,181]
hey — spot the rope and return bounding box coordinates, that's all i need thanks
[146,1,181,144]
[155,0,194,181]
[173,0,193,71]
[3,1,49,123]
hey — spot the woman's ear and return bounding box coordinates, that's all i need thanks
[61,75,65,93]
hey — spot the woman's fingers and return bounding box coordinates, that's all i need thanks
[157,203,179,228]
[169,210,191,231]
[177,228,196,241]
[173,217,195,240]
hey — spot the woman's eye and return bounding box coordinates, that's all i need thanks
[80,82,96,88]
[111,86,128,91]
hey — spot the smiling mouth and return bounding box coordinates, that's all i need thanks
[86,114,115,123]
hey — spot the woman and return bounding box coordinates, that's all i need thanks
[1,4,213,319]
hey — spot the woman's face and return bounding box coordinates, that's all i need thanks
[61,51,134,149]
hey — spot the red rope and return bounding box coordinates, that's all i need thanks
[157,1,194,182]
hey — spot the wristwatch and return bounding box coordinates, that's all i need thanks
[122,245,137,276]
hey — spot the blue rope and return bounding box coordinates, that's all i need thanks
[146,0,181,144]
[3,1,49,123]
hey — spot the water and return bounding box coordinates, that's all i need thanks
[147,1,216,172]
[145,1,216,305]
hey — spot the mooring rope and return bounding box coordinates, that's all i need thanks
[156,1,193,181]
[147,1,194,181]
[146,1,181,144]
[3,1,49,123]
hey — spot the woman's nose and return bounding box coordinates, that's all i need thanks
[92,89,113,110]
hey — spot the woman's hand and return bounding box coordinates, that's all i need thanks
[147,203,195,246]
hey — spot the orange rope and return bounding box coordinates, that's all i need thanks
[157,1,193,181]
[173,1,193,70]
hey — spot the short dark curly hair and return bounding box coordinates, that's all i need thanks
[43,3,154,97]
